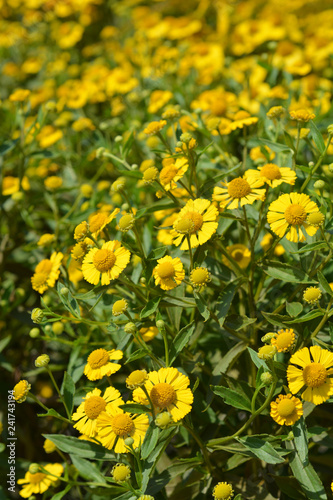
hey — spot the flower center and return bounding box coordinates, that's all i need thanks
[303,287,321,303]
[90,213,107,233]
[150,382,176,408]
[84,395,106,419]
[160,165,178,184]
[228,178,251,199]
[191,268,209,285]
[284,204,307,226]
[111,413,134,436]
[93,249,116,272]
[307,212,324,226]
[127,370,147,386]
[303,363,327,388]
[32,272,49,287]
[214,483,233,500]
[277,399,296,418]
[157,262,175,279]
[232,250,244,262]
[260,163,281,180]
[37,260,53,274]
[119,214,134,230]
[275,330,294,350]
[29,472,46,484]
[88,349,109,369]
[182,211,203,232]
[174,218,195,234]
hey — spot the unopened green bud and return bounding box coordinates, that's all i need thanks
[35,354,50,368]
[111,177,126,193]
[31,308,44,324]
[29,463,40,474]
[96,147,107,158]
[156,320,165,330]
[314,180,325,189]
[44,325,52,333]
[124,322,136,334]
[115,135,123,142]
[140,277,146,284]
[327,124,333,135]
[176,141,183,148]
[258,344,276,360]
[329,163,333,173]
[29,328,40,338]
[260,372,273,386]
[60,286,69,296]
[52,322,64,335]
[308,161,314,167]
[131,164,138,170]
[124,437,134,447]
[155,411,173,429]
[286,431,294,441]
[261,332,275,343]
[180,132,192,144]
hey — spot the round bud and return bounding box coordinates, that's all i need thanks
[35,354,50,368]
[329,163,333,173]
[29,464,40,474]
[96,147,107,158]
[308,161,314,167]
[260,372,273,386]
[115,135,123,142]
[124,437,134,447]
[44,325,52,333]
[60,287,69,296]
[314,180,325,189]
[52,322,64,335]
[31,308,44,324]
[140,277,146,284]
[180,132,192,144]
[131,164,138,170]
[156,320,165,330]
[12,191,24,201]
[29,328,40,338]
[327,124,333,135]
[124,322,136,334]
[176,141,183,148]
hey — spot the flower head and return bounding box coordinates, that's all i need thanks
[258,345,276,360]
[287,346,333,404]
[230,110,258,130]
[31,252,63,294]
[223,244,251,270]
[213,176,265,210]
[18,463,63,498]
[84,348,123,381]
[143,167,159,185]
[303,287,322,304]
[74,221,89,241]
[245,163,296,188]
[270,394,303,426]
[89,208,119,237]
[159,157,188,191]
[118,213,135,232]
[267,106,285,119]
[38,234,55,247]
[133,367,193,422]
[153,256,185,291]
[290,109,315,122]
[82,240,130,286]
[111,463,131,483]
[43,439,57,454]
[143,120,167,136]
[271,329,295,353]
[138,326,159,342]
[213,482,234,500]
[112,299,128,317]
[126,370,148,390]
[267,193,319,242]
[306,212,324,227]
[14,380,31,403]
[190,267,211,288]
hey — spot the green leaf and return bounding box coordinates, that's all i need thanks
[292,241,327,254]
[169,322,195,364]
[317,270,333,296]
[286,302,303,318]
[70,455,106,483]
[61,372,75,416]
[309,120,325,154]
[212,342,248,376]
[293,417,309,467]
[211,385,252,412]
[247,348,268,370]
[0,335,11,353]
[51,485,72,500]
[37,409,70,423]
[250,138,293,154]
[215,279,244,327]
[140,297,161,319]
[124,349,147,364]
[147,246,168,260]
[237,436,285,464]
[141,422,160,460]
[194,292,210,321]
[43,434,116,460]
[0,140,18,155]
[262,262,316,284]
[283,310,324,324]
[272,475,307,499]
[224,315,257,331]
[119,403,151,414]
[136,200,175,219]
[287,441,327,499]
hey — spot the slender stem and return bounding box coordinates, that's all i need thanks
[183,422,214,475]
[301,133,332,192]
[186,234,194,271]
[311,298,333,339]
[142,386,155,419]
[46,367,71,420]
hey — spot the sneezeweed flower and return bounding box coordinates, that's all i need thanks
[133,367,193,421]
[230,110,258,130]
[35,354,50,367]
[138,496,154,500]
[258,344,277,360]
[245,163,296,188]
[13,380,31,403]
[31,252,63,294]
[260,233,285,256]
[74,221,89,241]
[287,346,333,404]
[143,120,167,136]
[212,482,234,500]
[267,106,285,119]
[31,308,44,323]
[289,109,315,122]
[126,370,148,390]
[18,463,64,498]
[138,326,159,342]
[143,166,159,185]
[213,177,265,210]
[190,267,211,288]
[153,256,185,291]
[250,146,275,163]
[44,176,63,191]
[267,193,319,242]
[303,286,322,304]
[71,238,94,262]
[72,387,123,437]
[307,212,325,227]
[271,329,295,353]
[96,405,149,453]
[159,157,188,191]
[43,439,57,454]
[89,208,120,236]
[84,348,123,381]
[171,198,218,250]
[223,244,251,269]
[112,299,128,316]
[2,176,30,195]
[118,213,135,232]
[9,88,31,102]
[37,234,55,246]
[111,177,126,193]
[270,394,303,426]
[111,463,131,483]
[82,240,130,285]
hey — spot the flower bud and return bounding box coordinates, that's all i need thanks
[131,164,138,170]
[124,437,134,447]
[261,332,275,343]
[258,344,276,360]
[96,147,107,158]
[156,320,165,330]
[52,321,64,335]
[31,308,44,324]
[115,135,123,142]
[155,411,173,429]
[314,180,325,189]
[180,132,192,144]
[29,464,40,474]
[327,124,333,135]
[35,354,50,368]
[124,322,136,334]
[260,372,273,386]
[111,177,126,193]
[29,328,40,338]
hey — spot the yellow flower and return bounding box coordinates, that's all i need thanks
[112,299,128,316]
[72,117,96,131]
[148,90,173,114]
[190,267,211,288]
[260,233,285,256]
[213,176,265,210]
[118,213,135,232]
[245,163,296,188]
[271,329,295,353]
[72,387,123,437]
[43,439,57,454]
[230,110,258,130]
[143,167,159,185]
[71,238,94,262]
[159,157,188,191]
[74,221,89,241]
[290,109,315,122]
[303,286,322,304]
[133,367,193,422]
[96,405,149,453]
[223,244,251,269]
[37,126,63,148]
[82,241,131,286]
[153,255,185,291]
[249,146,275,162]
[171,198,218,250]
[307,212,325,228]
[270,394,303,426]
[126,370,148,390]
[31,252,63,294]
[157,213,178,245]
[44,176,63,190]
[88,208,120,237]
[266,106,285,119]
[37,234,55,247]
[258,345,276,360]
[143,120,167,136]
[13,380,31,403]
[9,88,31,102]
[18,463,63,498]
[138,326,159,342]
[212,482,234,500]
[111,463,131,483]
[2,176,30,195]
[287,346,333,405]
[267,193,319,243]
[84,348,123,381]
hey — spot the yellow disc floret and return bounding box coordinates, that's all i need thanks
[303,286,322,304]
[213,482,234,500]
[150,383,176,408]
[227,178,251,199]
[87,349,110,369]
[84,396,107,419]
[112,413,135,436]
[93,249,116,272]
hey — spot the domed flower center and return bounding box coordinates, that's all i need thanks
[260,163,281,180]
[275,330,294,350]
[111,413,134,436]
[228,178,251,199]
[211,100,226,117]
[160,165,178,184]
[213,482,233,500]
[277,398,296,418]
[93,249,116,272]
[303,287,321,303]
[182,211,203,232]
[126,370,148,389]
[143,167,158,182]
[84,396,106,419]
[37,260,53,274]
[284,204,307,225]
[232,250,244,262]
[89,213,108,233]
[119,214,134,230]
[174,218,195,234]
[191,268,209,285]
[88,348,109,369]
[307,212,324,226]
[303,363,327,388]
[32,272,49,287]
[157,262,175,279]
[29,472,46,484]
[150,383,176,408]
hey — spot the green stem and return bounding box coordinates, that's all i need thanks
[46,367,71,420]
[183,422,214,475]
[301,133,332,192]
[186,234,194,271]
[142,386,155,419]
